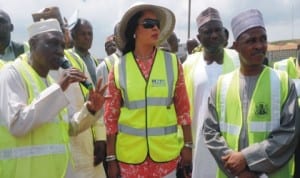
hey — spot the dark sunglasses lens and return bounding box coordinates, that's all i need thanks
[143,19,160,29]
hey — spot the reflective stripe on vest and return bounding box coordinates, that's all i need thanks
[0,54,69,178]
[118,52,174,109]
[64,50,85,71]
[0,144,66,160]
[219,69,281,135]
[64,50,89,99]
[292,79,300,106]
[183,49,239,121]
[275,59,288,71]
[217,68,291,178]
[293,79,300,96]
[14,56,69,130]
[118,124,177,136]
[274,57,298,79]
[104,53,119,71]
[114,50,180,163]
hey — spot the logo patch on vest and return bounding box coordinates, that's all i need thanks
[255,103,268,116]
[151,79,166,87]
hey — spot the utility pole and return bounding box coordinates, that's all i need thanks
[188,0,191,39]
[291,0,294,39]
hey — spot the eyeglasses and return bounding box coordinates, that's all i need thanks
[139,19,160,29]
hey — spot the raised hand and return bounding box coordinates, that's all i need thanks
[59,68,88,91]
[86,78,108,114]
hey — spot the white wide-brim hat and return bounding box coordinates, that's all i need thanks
[116,3,175,51]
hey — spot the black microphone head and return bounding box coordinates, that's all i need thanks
[59,57,71,69]
[58,57,93,90]
[81,80,94,90]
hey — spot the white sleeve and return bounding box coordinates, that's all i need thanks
[0,65,69,137]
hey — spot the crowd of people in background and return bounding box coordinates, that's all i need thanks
[0,2,299,178]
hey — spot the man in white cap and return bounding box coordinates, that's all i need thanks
[0,19,107,178]
[33,7,107,178]
[183,7,239,178]
[203,9,298,177]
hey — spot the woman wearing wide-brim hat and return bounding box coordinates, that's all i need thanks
[103,2,193,178]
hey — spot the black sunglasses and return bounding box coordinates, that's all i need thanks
[139,19,160,29]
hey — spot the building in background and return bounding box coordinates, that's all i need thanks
[267,39,300,66]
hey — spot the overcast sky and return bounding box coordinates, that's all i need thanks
[1,0,299,58]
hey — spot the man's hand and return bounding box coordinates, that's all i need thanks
[86,78,108,114]
[238,170,259,178]
[222,151,247,176]
[180,146,193,178]
[59,68,88,91]
[94,140,106,166]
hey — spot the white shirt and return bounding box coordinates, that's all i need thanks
[183,49,239,178]
[0,61,104,178]
[50,64,106,178]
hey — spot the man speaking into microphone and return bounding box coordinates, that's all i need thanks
[0,18,107,178]
[59,57,93,90]
[30,7,108,177]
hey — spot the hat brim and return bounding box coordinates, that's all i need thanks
[116,4,175,51]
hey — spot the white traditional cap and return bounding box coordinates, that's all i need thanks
[196,7,222,29]
[231,9,265,40]
[27,18,62,39]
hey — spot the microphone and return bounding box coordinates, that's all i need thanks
[59,57,93,90]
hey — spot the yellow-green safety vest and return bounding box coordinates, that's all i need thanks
[64,50,101,140]
[216,67,292,178]
[104,53,119,71]
[274,57,300,107]
[0,56,70,178]
[273,57,298,79]
[114,49,180,164]
[292,79,300,106]
[64,49,90,99]
[0,60,4,68]
[183,48,239,119]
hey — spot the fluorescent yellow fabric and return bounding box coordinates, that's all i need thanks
[216,68,291,178]
[183,49,239,120]
[274,57,298,79]
[0,56,69,178]
[0,60,4,68]
[114,50,180,164]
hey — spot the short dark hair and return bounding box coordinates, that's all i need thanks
[70,18,92,39]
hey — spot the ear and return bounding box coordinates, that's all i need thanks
[10,24,14,32]
[196,34,202,43]
[28,38,37,51]
[232,41,238,51]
